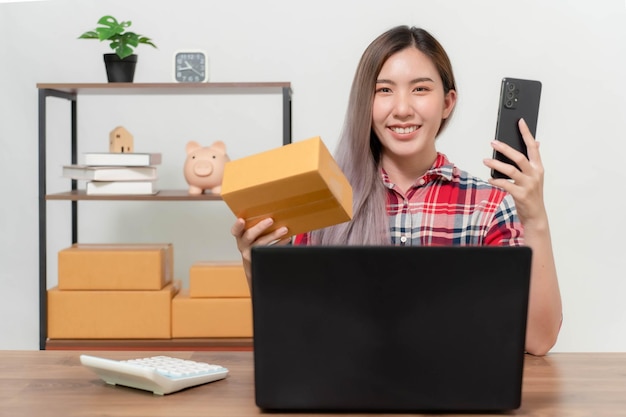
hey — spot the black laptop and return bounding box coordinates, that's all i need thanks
[250,245,532,413]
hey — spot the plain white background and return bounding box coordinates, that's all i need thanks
[1,0,624,350]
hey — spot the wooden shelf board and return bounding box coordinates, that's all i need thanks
[46,338,253,351]
[37,82,291,96]
[45,189,223,201]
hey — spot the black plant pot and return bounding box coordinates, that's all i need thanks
[103,53,137,83]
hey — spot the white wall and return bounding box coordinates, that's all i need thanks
[1,0,624,351]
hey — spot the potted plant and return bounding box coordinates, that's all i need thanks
[79,15,157,83]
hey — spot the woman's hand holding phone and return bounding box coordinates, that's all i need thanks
[484,118,547,227]
[491,77,542,179]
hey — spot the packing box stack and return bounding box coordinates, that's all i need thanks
[48,243,179,339]
[47,137,352,342]
[172,261,253,338]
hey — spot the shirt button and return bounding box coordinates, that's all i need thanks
[419,178,426,185]
[400,236,407,243]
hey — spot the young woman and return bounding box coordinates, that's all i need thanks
[231,25,562,356]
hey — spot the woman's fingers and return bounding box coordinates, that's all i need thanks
[232,217,289,250]
[231,218,246,238]
[518,119,541,165]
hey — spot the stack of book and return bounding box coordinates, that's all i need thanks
[62,152,162,195]
[48,243,180,339]
[172,261,253,338]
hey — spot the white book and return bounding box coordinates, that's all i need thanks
[86,181,158,196]
[63,165,158,181]
[83,152,162,167]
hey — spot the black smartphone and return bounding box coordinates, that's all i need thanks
[491,77,542,179]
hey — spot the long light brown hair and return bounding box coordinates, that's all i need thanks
[311,26,457,245]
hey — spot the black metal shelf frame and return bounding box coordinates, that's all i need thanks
[37,83,292,349]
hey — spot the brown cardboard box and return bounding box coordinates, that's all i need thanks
[172,290,252,338]
[220,136,353,237]
[58,243,173,290]
[189,261,250,298]
[47,280,180,339]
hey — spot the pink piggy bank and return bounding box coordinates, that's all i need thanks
[184,140,230,195]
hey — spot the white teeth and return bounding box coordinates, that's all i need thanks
[392,126,417,134]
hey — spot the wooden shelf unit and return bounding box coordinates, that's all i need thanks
[38,82,292,350]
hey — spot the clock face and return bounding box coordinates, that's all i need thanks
[174,51,209,83]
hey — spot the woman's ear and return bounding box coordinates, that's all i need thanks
[442,89,457,119]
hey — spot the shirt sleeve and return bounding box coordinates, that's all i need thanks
[484,194,525,247]
[293,232,310,246]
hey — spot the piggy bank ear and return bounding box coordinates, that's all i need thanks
[211,141,226,153]
[186,141,202,154]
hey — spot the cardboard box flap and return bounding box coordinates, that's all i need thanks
[68,243,172,251]
[221,137,324,191]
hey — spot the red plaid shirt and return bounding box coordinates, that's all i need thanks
[295,153,523,246]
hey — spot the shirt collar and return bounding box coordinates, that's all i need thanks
[381,152,455,189]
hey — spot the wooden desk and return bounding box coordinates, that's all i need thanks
[1,351,625,417]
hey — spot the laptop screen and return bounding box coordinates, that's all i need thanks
[251,245,531,412]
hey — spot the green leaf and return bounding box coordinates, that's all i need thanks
[116,44,134,59]
[138,36,157,49]
[97,15,131,31]
[78,15,157,56]
[96,27,119,41]
[121,32,140,48]
[95,15,129,39]
[78,31,99,40]
[98,15,118,27]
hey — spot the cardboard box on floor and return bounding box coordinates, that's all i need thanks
[58,243,173,290]
[190,261,250,298]
[220,136,353,237]
[47,280,180,339]
[172,290,253,338]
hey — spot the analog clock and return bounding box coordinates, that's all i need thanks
[174,51,209,83]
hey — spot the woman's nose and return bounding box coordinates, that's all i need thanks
[393,93,414,118]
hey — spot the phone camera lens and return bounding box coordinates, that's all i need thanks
[507,82,516,91]
[505,100,514,108]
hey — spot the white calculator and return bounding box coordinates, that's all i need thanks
[80,354,229,395]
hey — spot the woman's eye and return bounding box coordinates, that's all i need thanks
[376,87,392,93]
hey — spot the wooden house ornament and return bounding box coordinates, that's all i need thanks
[109,126,134,153]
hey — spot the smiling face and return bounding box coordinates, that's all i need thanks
[372,46,456,179]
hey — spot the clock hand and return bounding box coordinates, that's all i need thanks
[182,61,204,77]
